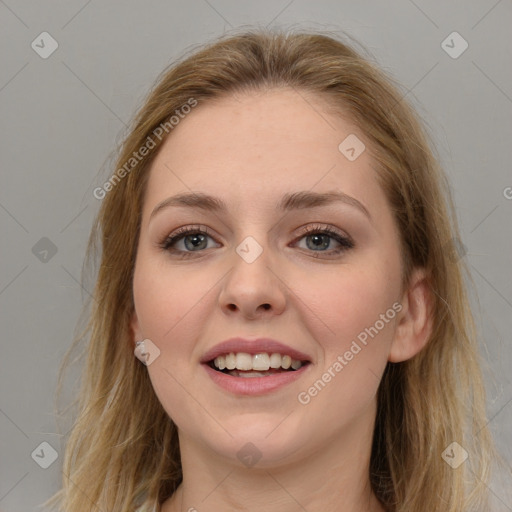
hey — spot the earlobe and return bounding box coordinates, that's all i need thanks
[130,310,143,345]
[388,268,433,363]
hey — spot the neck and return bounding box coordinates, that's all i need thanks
[161,402,386,512]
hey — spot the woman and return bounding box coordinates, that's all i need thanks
[45,29,507,511]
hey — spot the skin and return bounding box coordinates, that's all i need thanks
[131,88,433,512]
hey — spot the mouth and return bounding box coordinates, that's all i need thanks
[200,337,313,394]
[206,352,311,378]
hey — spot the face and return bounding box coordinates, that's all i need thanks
[131,88,405,467]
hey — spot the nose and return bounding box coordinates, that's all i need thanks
[218,240,286,320]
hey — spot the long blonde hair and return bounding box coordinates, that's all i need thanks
[45,28,503,511]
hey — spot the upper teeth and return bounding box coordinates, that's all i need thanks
[213,352,303,371]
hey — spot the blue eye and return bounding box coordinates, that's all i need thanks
[160,226,218,255]
[159,224,354,258]
[294,225,354,255]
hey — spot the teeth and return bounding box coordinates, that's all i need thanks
[291,359,302,370]
[252,353,270,371]
[235,353,252,371]
[269,353,282,369]
[225,352,236,370]
[213,352,304,372]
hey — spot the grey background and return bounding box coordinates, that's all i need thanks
[1,1,511,511]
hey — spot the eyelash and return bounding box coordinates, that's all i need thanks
[158,223,354,259]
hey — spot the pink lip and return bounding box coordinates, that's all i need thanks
[203,363,311,395]
[200,337,312,363]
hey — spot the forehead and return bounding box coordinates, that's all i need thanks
[143,88,385,218]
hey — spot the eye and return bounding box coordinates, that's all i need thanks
[159,225,219,258]
[292,224,354,257]
[158,223,354,258]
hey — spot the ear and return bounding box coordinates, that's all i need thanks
[389,267,433,363]
[130,310,143,345]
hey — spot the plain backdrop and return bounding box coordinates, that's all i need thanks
[1,1,511,511]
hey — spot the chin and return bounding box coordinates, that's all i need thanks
[195,413,313,469]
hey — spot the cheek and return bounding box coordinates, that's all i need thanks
[294,258,400,352]
[133,255,215,341]
[291,259,399,415]
[132,258,216,426]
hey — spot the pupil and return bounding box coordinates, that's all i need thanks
[308,234,329,250]
[185,234,207,250]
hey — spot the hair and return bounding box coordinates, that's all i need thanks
[44,28,507,512]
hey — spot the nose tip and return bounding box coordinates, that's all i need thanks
[218,234,287,319]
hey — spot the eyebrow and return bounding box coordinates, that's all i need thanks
[150,190,372,221]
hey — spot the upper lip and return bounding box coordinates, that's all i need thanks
[200,337,313,364]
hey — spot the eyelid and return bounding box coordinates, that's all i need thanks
[159,222,354,257]
[293,223,353,244]
[159,225,218,249]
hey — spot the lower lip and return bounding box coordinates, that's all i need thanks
[203,363,310,395]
